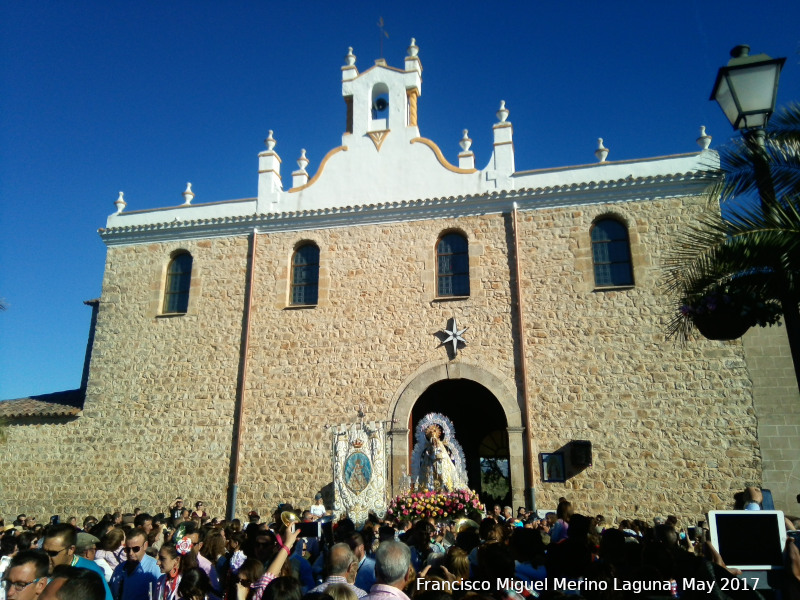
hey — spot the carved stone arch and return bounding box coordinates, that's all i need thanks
[387,358,526,509]
[390,359,521,427]
[436,226,471,244]
[590,209,635,231]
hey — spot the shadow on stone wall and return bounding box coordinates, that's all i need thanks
[551,440,593,481]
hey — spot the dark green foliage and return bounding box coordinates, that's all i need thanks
[664,103,800,341]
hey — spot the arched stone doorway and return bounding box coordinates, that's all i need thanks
[412,379,511,507]
[388,361,526,510]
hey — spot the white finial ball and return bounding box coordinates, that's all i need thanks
[114,191,127,214]
[496,100,509,123]
[265,130,276,151]
[459,129,472,153]
[297,149,309,171]
[183,182,194,205]
[697,126,712,150]
[595,138,609,162]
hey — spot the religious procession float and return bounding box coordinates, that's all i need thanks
[388,413,484,522]
[331,412,484,526]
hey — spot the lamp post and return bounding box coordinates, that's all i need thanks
[710,45,800,393]
[711,45,785,204]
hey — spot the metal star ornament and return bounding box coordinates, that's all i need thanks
[442,317,468,355]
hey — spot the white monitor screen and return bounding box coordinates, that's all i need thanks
[708,510,786,570]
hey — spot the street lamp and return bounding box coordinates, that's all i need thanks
[710,44,785,131]
[709,45,800,394]
[712,45,786,204]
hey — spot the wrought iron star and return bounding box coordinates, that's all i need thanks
[442,317,468,355]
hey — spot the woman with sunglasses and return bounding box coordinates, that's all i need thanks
[192,503,208,521]
[225,557,262,600]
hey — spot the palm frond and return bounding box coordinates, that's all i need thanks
[764,139,800,202]
[768,102,800,143]
[712,102,800,207]
[665,103,800,341]
[663,194,800,339]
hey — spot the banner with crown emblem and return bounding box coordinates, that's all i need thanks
[331,421,386,526]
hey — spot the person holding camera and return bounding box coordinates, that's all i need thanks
[169,499,184,526]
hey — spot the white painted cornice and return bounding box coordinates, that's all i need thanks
[99,158,718,247]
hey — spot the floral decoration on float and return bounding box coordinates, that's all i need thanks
[386,488,483,522]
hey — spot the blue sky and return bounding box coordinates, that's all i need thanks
[1,1,799,399]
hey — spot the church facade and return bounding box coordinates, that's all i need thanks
[2,40,798,521]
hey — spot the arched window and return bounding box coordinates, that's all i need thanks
[591,219,634,287]
[437,233,470,297]
[291,243,320,306]
[163,252,193,314]
[370,82,390,131]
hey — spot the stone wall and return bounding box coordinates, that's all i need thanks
[518,198,759,520]
[0,237,248,518]
[0,193,763,524]
[742,323,800,514]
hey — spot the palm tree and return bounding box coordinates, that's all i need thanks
[664,103,800,390]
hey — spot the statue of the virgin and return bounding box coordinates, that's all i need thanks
[410,413,468,492]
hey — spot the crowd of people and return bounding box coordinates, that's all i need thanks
[2,489,800,600]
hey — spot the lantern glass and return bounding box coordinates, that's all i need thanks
[711,49,784,130]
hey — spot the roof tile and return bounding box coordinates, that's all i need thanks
[0,389,84,418]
